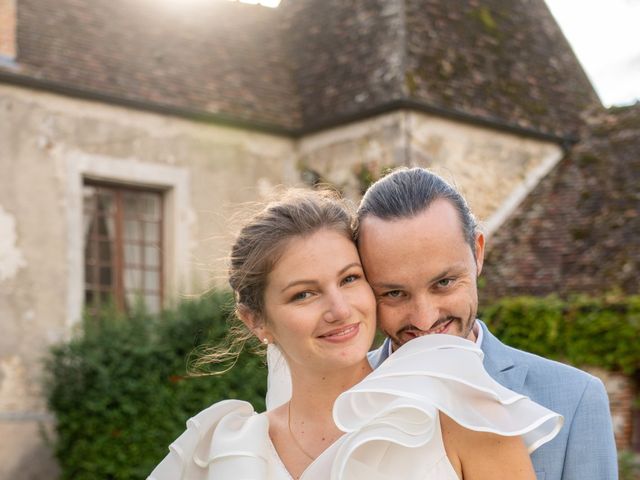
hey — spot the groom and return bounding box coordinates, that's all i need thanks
[358,167,618,480]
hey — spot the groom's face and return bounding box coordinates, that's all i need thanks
[358,199,484,351]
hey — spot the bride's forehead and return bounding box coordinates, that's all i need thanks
[267,233,358,281]
[278,230,355,261]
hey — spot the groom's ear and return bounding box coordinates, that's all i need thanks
[474,232,485,276]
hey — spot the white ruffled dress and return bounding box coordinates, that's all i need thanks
[148,335,563,480]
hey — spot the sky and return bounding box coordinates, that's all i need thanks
[544,0,640,106]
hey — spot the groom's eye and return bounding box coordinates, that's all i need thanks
[384,290,403,298]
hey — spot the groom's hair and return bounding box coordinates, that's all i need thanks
[356,167,479,253]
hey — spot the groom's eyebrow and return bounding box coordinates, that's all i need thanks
[370,281,404,290]
[371,267,461,290]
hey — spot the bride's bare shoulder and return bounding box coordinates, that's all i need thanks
[440,412,535,480]
[266,404,288,439]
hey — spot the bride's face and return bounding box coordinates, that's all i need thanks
[261,228,376,375]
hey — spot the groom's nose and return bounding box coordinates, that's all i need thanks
[408,295,440,331]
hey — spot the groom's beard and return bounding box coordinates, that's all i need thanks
[387,313,475,351]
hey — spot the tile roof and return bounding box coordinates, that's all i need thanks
[7,0,301,129]
[403,0,600,138]
[1,0,600,138]
[481,103,640,300]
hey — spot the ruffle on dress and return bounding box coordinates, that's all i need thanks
[149,335,563,480]
[329,334,563,479]
[148,400,272,480]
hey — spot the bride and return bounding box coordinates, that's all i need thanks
[148,189,561,480]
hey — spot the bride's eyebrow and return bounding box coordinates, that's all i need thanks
[281,279,316,293]
[280,262,362,293]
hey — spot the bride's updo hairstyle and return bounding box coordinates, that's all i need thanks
[229,188,354,318]
[192,188,355,373]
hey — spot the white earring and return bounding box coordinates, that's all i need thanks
[262,338,269,345]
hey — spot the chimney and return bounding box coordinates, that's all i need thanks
[0,0,17,59]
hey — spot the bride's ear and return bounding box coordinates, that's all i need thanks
[237,305,272,343]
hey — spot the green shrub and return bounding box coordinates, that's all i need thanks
[619,450,640,480]
[44,291,267,480]
[481,294,640,374]
[45,292,640,478]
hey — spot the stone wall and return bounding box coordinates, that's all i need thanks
[297,110,563,234]
[0,83,296,479]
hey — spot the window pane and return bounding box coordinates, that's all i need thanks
[99,241,112,263]
[144,222,160,242]
[140,193,161,219]
[84,187,115,306]
[124,268,143,291]
[96,191,114,215]
[83,185,97,212]
[99,267,112,287]
[144,245,160,268]
[85,238,98,265]
[144,270,160,291]
[92,214,115,239]
[85,289,94,305]
[124,220,141,241]
[145,294,161,314]
[123,193,141,218]
[124,243,141,266]
[84,264,95,286]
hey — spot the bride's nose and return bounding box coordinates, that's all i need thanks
[322,290,351,323]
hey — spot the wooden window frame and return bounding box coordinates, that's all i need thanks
[83,181,164,314]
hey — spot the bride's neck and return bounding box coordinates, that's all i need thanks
[288,359,372,416]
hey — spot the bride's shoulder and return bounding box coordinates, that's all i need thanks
[188,398,259,428]
[148,400,270,480]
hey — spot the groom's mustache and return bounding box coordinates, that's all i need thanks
[397,316,460,336]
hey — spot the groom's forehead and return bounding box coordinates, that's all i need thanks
[359,201,463,244]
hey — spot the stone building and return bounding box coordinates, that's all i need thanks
[482,104,640,300]
[482,104,640,451]
[0,0,602,477]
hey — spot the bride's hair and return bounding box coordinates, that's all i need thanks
[191,187,355,374]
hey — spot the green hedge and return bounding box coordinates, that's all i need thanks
[481,294,640,374]
[45,292,640,478]
[44,292,267,480]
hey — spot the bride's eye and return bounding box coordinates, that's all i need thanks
[341,274,360,285]
[291,291,313,302]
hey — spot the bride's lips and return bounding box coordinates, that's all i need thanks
[318,323,360,343]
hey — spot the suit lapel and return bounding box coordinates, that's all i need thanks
[479,321,529,392]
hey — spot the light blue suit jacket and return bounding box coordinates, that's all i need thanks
[368,321,618,480]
